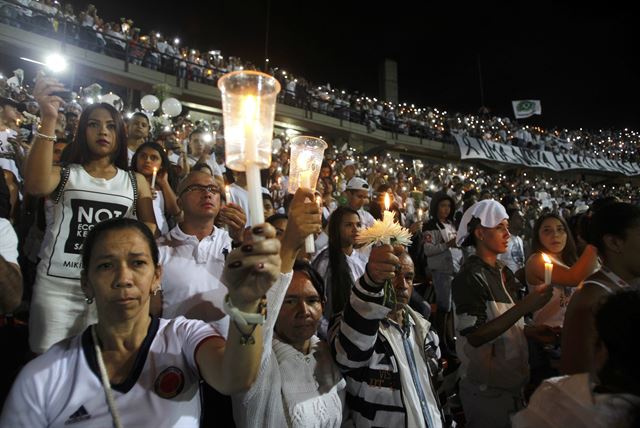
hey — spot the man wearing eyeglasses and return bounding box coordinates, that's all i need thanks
[152,170,246,332]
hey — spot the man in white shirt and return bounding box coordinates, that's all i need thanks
[153,171,246,336]
[345,177,375,228]
[186,128,223,180]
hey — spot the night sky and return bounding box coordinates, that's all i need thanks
[71,1,640,131]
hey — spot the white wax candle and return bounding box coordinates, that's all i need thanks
[542,253,553,285]
[225,185,232,204]
[151,167,157,189]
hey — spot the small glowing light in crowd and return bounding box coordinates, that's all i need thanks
[125,111,133,118]
[155,32,161,38]
[86,97,94,104]
[384,193,391,211]
[164,125,171,132]
[174,38,180,45]
[45,53,68,73]
[265,58,270,62]
[203,133,213,143]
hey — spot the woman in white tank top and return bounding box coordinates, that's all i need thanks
[25,77,157,353]
[561,202,640,375]
[130,142,180,236]
[525,213,599,327]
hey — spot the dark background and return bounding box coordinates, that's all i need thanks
[67,0,639,131]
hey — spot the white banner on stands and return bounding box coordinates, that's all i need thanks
[454,134,640,176]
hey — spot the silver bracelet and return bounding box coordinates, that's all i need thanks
[35,131,57,142]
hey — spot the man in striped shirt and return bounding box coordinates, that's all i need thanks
[330,245,445,427]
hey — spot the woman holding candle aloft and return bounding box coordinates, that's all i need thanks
[524,213,599,328]
[561,202,640,376]
[25,76,157,354]
[131,142,180,236]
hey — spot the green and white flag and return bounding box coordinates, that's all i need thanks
[512,100,542,119]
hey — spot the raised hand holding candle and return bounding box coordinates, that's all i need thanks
[288,136,328,253]
[151,167,157,189]
[542,253,553,285]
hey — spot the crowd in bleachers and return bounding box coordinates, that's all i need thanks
[2,0,640,163]
[0,2,639,427]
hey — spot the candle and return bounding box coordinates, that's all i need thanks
[542,253,553,285]
[241,95,265,227]
[225,185,232,205]
[384,192,391,211]
[417,208,423,222]
[151,167,157,189]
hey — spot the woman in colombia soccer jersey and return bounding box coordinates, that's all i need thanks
[0,217,288,427]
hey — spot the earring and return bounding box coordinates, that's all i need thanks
[85,296,94,304]
[152,285,161,296]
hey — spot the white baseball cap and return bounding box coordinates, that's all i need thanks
[344,159,356,168]
[456,199,508,246]
[346,177,369,191]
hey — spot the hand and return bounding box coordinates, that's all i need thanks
[156,169,169,187]
[409,221,422,234]
[281,188,322,252]
[151,189,158,200]
[446,237,457,248]
[222,224,281,310]
[366,244,403,286]
[218,203,247,243]
[33,75,66,121]
[522,283,553,313]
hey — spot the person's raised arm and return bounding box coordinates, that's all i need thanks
[280,187,322,273]
[24,76,66,196]
[462,283,553,347]
[525,245,598,287]
[134,172,158,236]
[195,223,281,394]
[156,169,180,217]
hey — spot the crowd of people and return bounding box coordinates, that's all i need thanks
[0,2,639,427]
[0,65,639,427]
[2,0,640,163]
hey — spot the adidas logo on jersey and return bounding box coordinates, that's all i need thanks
[64,405,91,425]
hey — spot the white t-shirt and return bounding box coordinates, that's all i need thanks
[357,208,376,229]
[157,225,232,337]
[1,317,220,428]
[0,218,18,264]
[498,234,525,274]
[187,155,223,177]
[228,183,252,226]
[152,189,170,236]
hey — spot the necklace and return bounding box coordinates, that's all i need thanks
[91,325,124,428]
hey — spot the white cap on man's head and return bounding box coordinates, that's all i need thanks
[344,159,356,168]
[346,177,369,191]
[456,199,508,246]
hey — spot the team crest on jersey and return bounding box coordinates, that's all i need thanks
[154,367,185,399]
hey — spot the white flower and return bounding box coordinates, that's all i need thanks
[356,211,413,247]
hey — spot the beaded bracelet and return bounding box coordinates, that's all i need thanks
[223,294,267,345]
[35,131,57,142]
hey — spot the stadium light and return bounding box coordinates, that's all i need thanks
[45,53,68,73]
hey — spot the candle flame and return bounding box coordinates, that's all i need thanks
[542,253,551,264]
[153,167,157,173]
[242,95,257,119]
[384,193,390,211]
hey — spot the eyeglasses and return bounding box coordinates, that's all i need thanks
[180,184,221,196]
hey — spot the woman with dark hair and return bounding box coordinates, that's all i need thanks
[513,289,640,428]
[131,142,180,235]
[311,206,367,336]
[24,76,157,354]
[525,212,598,328]
[423,191,462,355]
[561,202,640,375]
[1,217,287,427]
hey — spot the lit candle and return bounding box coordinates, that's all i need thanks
[241,95,265,228]
[384,192,391,211]
[542,253,553,285]
[417,208,423,222]
[225,185,232,205]
[151,167,157,189]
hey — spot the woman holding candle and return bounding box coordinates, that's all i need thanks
[524,213,599,328]
[25,76,157,354]
[131,142,180,236]
[1,217,285,427]
[561,202,640,375]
